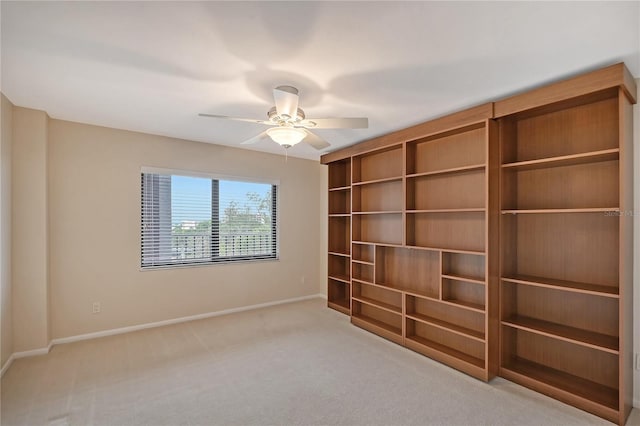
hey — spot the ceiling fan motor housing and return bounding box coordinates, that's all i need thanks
[267,106,306,124]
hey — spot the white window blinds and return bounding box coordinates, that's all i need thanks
[141,172,277,268]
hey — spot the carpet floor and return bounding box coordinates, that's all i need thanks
[1,298,639,425]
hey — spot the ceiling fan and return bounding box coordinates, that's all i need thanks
[199,85,368,150]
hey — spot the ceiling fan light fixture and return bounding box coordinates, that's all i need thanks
[266,127,306,148]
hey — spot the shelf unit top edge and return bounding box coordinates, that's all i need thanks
[322,62,635,164]
[320,103,492,164]
[494,62,636,118]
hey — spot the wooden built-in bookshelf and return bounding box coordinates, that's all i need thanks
[325,103,498,381]
[322,62,635,425]
[496,67,635,425]
[327,159,351,315]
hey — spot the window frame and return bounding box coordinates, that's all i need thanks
[140,167,280,270]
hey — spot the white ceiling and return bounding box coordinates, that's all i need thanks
[1,1,639,160]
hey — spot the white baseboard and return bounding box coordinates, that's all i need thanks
[1,341,53,377]
[13,342,52,359]
[52,293,323,345]
[1,294,322,376]
[0,354,14,377]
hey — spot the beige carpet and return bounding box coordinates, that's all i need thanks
[1,298,639,426]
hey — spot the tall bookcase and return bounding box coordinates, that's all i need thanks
[495,66,636,425]
[322,63,635,425]
[327,105,500,381]
[327,158,351,315]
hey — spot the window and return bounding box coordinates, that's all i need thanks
[141,170,277,268]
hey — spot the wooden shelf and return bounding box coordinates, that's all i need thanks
[352,213,403,246]
[442,299,485,313]
[352,242,375,264]
[352,210,403,215]
[327,272,350,316]
[501,208,619,214]
[352,296,402,314]
[407,312,485,341]
[442,274,485,285]
[328,300,350,315]
[407,208,485,213]
[405,335,484,369]
[501,148,619,171]
[352,176,402,186]
[351,313,402,336]
[328,213,351,217]
[502,316,618,354]
[328,186,351,192]
[501,274,618,298]
[405,245,485,256]
[406,211,485,253]
[353,241,404,249]
[406,163,486,178]
[501,357,619,412]
[352,315,403,345]
[354,279,408,296]
[328,251,350,258]
[352,259,374,266]
[352,277,375,286]
[374,282,436,300]
[328,274,350,284]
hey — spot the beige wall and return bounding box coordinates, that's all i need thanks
[634,78,639,408]
[12,107,50,353]
[1,94,14,365]
[47,119,323,339]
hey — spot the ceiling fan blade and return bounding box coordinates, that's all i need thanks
[240,131,270,145]
[303,130,331,150]
[199,113,272,125]
[273,86,299,119]
[297,117,368,129]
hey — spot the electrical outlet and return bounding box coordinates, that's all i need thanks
[636,353,640,371]
[301,276,305,285]
[92,302,101,314]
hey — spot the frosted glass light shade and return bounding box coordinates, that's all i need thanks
[266,127,306,148]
